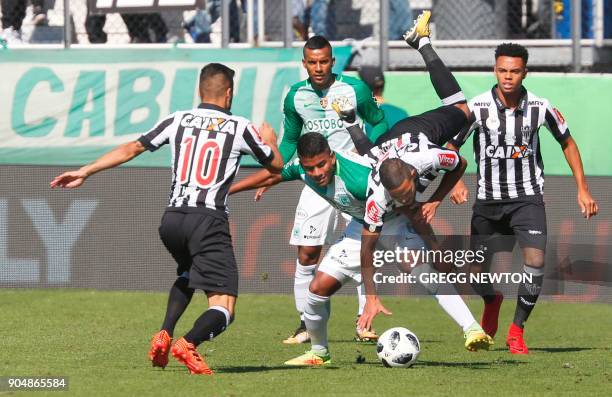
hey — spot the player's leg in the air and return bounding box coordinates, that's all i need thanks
[404,11,470,119]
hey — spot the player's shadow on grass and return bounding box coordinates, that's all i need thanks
[160,365,322,373]
[328,339,442,344]
[414,359,526,369]
[215,365,341,373]
[529,347,595,353]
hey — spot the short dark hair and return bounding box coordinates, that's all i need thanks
[297,132,331,158]
[379,158,416,191]
[303,35,332,55]
[199,63,235,98]
[358,66,385,93]
[495,43,529,65]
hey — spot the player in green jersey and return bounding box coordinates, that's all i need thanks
[252,35,388,344]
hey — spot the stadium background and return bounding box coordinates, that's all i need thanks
[1,1,611,301]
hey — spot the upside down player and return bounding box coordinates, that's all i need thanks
[231,132,491,366]
[252,35,388,344]
[446,43,599,354]
[50,63,283,374]
[330,12,491,346]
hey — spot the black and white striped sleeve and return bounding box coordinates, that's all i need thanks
[544,102,571,143]
[449,110,476,148]
[240,123,274,165]
[137,113,176,152]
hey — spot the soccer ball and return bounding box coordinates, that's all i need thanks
[376,327,420,368]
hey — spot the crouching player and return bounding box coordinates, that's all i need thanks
[230,132,492,366]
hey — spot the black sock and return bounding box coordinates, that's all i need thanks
[471,280,497,304]
[184,306,232,346]
[513,265,544,328]
[161,277,194,336]
[418,43,465,105]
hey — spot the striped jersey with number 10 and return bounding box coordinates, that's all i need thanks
[450,86,570,201]
[138,103,274,214]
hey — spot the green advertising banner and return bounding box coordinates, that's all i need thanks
[378,72,612,176]
[0,47,352,167]
[0,48,610,176]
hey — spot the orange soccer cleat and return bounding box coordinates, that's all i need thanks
[148,330,172,369]
[171,337,214,375]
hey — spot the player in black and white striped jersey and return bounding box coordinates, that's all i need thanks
[450,79,570,201]
[446,43,598,355]
[50,63,283,374]
[141,100,274,213]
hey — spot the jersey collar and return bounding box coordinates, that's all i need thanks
[308,73,338,95]
[491,85,528,114]
[198,102,232,115]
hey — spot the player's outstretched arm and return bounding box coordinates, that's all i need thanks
[561,136,598,219]
[50,140,146,189]
[357,227,392,331]
[258,122,283,173]
[229,169,283,197]
[445,142,469,205]
[421,155,468,223]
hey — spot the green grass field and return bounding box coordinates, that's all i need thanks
[1,289,610,396]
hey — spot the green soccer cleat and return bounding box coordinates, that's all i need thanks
[403,10,431,49]
[284,350,331,366]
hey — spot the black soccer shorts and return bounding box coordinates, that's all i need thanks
[158,208,239,296]
[470,198,548,253]
[375,105,467,147]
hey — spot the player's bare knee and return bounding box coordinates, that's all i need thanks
[523,247,545,268]
[298,245,322,265]
[206,292,236,316]
[308,274,336,297]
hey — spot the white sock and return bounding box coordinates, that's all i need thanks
[294,260,316,315]
[434,294,478,332]
[303,291,331,353]
[357,283,366,317]
[412,263,477,332]
[418,36,431,50]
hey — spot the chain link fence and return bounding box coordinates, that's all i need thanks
[1,1,611,71]
[4,0,608,44]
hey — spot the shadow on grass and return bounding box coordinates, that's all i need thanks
[328,339,441,344]
[490,346,595,353]
[216,365,341,373]
[529,347,596,353]
[414,359,526,369]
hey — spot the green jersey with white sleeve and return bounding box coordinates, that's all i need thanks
[279,74,387,163]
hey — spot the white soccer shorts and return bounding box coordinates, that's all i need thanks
[317,216,426,285]
[289,185,339,246]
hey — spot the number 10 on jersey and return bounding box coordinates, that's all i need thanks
[178,131,221,188]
